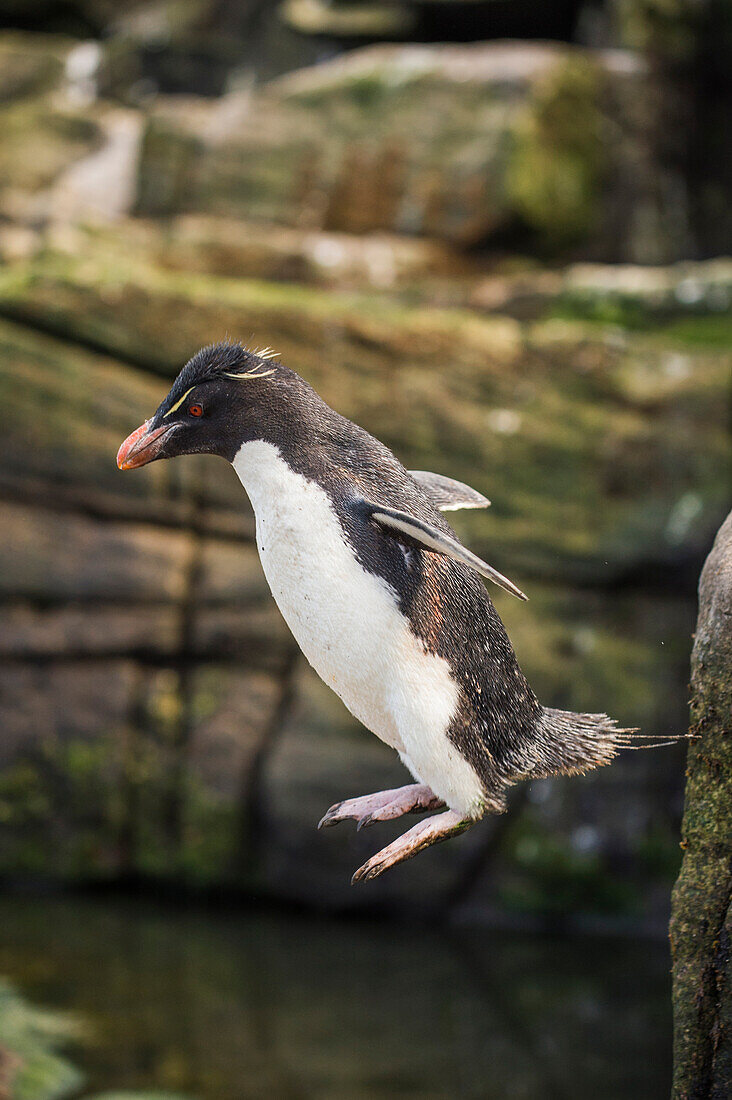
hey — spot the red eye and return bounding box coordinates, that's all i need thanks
[188,403,203,417]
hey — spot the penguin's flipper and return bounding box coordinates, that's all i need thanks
[368,504,528,601]
[409,470,490,512]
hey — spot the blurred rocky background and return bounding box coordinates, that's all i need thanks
[1,3,731,1096]
[0,0,730,934]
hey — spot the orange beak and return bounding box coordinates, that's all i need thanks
[117,421,173,470]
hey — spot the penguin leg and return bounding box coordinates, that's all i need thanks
[318,784,444,831]
[351,810,472,884]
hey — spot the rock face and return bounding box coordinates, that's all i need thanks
[134,42,692,262]
[671,511,732,1099]
[0,27,724,262]
[1,242,728,582]
[0,34,104,223]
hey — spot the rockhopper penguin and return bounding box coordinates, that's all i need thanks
[117,341,677,883]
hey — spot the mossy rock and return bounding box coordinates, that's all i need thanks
[0,98,103,205]
[0,245,728,582]
[130,41,683,259]
[0,32,71,102]
[0,32,107,212]
[0,316,254,535]
[506,55,604,249]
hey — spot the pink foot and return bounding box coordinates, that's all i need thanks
[351,810,472,883]
[317,784,444,831]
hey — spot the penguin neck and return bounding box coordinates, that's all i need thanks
[229,392,356,516]
[231,438,319,518]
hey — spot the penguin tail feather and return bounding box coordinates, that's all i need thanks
[528,707,691,780]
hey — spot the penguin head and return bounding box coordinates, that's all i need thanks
[117,341,287,470]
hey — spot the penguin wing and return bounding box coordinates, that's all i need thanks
[409,471,490,512]
[367,504,528,602]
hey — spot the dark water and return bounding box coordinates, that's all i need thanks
[0,894,671,1099]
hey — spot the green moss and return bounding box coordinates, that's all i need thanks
[549,295,732,346]
[0,737,128,879]
[550,294,657,330]
[90,1093,194,1099]
[0,762,51,826]
[506,57,604,249]
[652,313,732,348]
[292,70,391,112]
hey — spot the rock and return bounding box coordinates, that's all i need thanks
[90,1094,192,1099]
[561,258,732,319]
[0,246,728,582]
[671,510,732,1097]
[0,98,103,223]
[0,224,42,263]
[0,658,292,878]
[0,604,181,660]
[0,33,144,227]
[0,34,103,222]
[610,0,731,76]
[470,257,732,320]
[280,0,414,38]
[506,53,603,246]
[150,214,472,289]
[46,108,143,224]
[0,317,254,537]
[0,31,69,102]
[0,502,194,603]
[470,268,564,318]
[131,40,689,260]
[0,29,718,260]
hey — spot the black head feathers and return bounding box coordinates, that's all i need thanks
[156,341,283,419]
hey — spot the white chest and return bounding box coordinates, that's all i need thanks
[231,441,485,816]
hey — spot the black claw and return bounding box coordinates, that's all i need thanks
[356,814,373,831]
[352,860,384,884]
[317,804,343,829]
